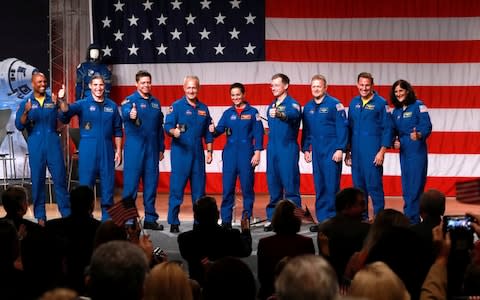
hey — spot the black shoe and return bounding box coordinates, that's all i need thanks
[309,225,319,232]
[221,222,232,230]
[170,224,180,233]
[144,222,164,231]
[264,224,273,232]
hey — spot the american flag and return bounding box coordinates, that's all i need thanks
[107,199,139,227]
[93,0,480,197]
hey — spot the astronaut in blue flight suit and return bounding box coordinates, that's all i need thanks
[60,74,122,220]
[265,73,302,231]
[301,75,348,230]
[75,43,112,100]
[121,70,165,230]
[15,72,70,225]
[390,79,432,224]
[209,83,264,228]
[164,76,213,233]
[345,72,392,219]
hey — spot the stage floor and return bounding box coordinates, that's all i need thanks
[18,193,480,223]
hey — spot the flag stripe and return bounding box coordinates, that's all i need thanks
[176,131,480,154]
[265,40,480,63]
[265,0,480,18]
[111,85,480,109]
[265,17,480,41]
[116,172,472,197]
[147,150,480,178]
[112,62,480,86]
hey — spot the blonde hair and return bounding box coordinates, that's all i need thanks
[350,262,410,300]
[311,74,327,86]
[144,262,193,300]
[183,75,200,87]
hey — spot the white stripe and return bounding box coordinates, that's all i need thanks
[157,151,480,177]
[114,62,480,86]
[190,106,480,132]
[266,17,480,41]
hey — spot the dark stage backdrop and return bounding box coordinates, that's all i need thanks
[1,0,49,78]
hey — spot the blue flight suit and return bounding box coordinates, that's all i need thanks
[15,93,71,221]
[121,91,165,223]
[391,100,432,224]
[266,95,302,220]
[302,94,348,221]
[213,103,264,223]
[348,93,392,216]
[164,96,213,225]
[60,95,123,219]
[75,62,112,100]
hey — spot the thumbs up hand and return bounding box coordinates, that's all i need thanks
[58,84,66,100]
[410,127,421,141]
[209,120,215,133]
[130,103,137,120]
[24,99,32,113]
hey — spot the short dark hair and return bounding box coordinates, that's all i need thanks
[357,72,374,85]
[88,241,148,300]
[390,79,417,108]
[272,73,290,85]
[193,196,219,225]
[1,186,28,216]
[135,70,151,82]
[335,187,365,212]
[272,200,301,234]
[70,185,94,215]
[419,189,445,218]
[203,257,256,300]
[230,82,245,94]
[90,74,105,84]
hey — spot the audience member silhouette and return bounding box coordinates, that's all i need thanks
[45,186,101,294]
[257,199,315,299]
[202,257,256,300]
[316,187,370,284]
[177,196,252,285]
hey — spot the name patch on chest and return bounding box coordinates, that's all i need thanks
[198,110,207,116]
[104,106,114,113]
[364,104,375,110]
[403,111,412,118]
[241,114,252,120]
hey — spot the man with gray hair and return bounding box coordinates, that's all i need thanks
[275,255,338,300]
[86,240,149,300]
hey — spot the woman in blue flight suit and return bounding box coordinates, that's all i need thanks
[390,79,432,224]
[210,83,264,227]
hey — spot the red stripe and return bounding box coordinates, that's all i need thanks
[266,40,480,63]
[110,85,480,109]
[427,132,480,154]
[266,0,480,18]
[115,172,470,197]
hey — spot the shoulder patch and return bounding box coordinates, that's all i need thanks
[385,105,392,113]
[292,103,300,111]
[167,106,174,114]
[336,103,345,111]
[419,105,428,113]
[121,98,130,105]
